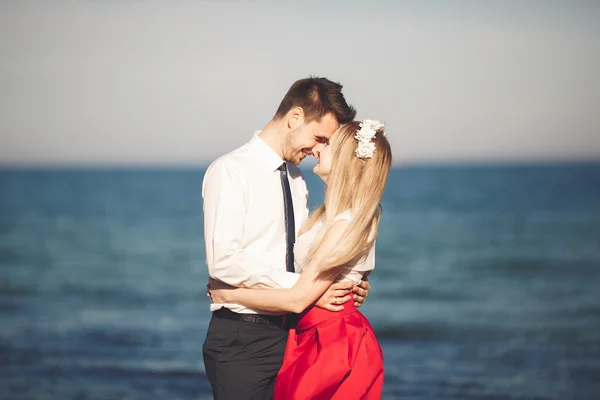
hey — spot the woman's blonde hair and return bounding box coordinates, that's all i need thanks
[300,120,392,272]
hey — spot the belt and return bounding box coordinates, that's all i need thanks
[214,307,288,328]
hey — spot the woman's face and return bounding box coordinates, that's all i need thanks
[313,140,333,182]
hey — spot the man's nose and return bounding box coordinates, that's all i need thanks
[312,143,324,157]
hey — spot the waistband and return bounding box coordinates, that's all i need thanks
[214,307,288,329]
[295,300,357,331]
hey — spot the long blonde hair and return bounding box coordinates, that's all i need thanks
[300,121,392,271]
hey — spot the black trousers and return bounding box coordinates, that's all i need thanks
[203,312,288,400]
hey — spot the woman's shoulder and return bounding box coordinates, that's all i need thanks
[333,210,352,223]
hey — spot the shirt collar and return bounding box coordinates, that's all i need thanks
[249,131,286,172]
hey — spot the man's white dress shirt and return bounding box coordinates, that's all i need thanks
[202,132,309,314]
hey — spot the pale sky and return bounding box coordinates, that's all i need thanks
[1,0,599,166]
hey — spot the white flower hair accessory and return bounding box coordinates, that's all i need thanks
[355,119,386,159]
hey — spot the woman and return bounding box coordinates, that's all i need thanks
[209,119,392,399]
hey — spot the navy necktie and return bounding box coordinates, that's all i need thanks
[278,162,295,273]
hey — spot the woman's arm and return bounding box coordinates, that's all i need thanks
[210,220,351,314]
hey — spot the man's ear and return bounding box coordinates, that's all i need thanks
[287,107,304,130]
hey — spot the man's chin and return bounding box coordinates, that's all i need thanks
[292,155,307,165]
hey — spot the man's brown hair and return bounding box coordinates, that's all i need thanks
[274,77,356,124]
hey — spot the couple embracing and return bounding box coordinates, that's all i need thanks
[202,77,392,399]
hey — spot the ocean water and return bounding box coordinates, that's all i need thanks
[1,164,599,400]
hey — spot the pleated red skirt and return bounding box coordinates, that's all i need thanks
[274,301,384,400]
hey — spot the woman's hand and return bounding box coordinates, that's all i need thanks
[209,288,228,304]
[207,278,237,303]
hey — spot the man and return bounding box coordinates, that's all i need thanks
[202,77,371,399]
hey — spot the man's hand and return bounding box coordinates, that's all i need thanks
[353,279,370,308]
[315,281,354,311]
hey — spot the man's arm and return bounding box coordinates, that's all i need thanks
[209,220,351,313]
[203,160,299,289]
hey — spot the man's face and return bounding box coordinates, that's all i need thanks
[284,113,339,165]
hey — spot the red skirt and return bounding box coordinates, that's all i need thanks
[274,301,384,400]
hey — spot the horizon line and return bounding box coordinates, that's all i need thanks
[1,158,599,171]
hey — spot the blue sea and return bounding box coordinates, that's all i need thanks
[1,164,599,400]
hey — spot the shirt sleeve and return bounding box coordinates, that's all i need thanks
[202,160,300,289]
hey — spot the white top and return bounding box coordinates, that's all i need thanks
[294,210,375,284]
[203,132,309,314]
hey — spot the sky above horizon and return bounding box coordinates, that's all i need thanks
[1,0,599,166]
